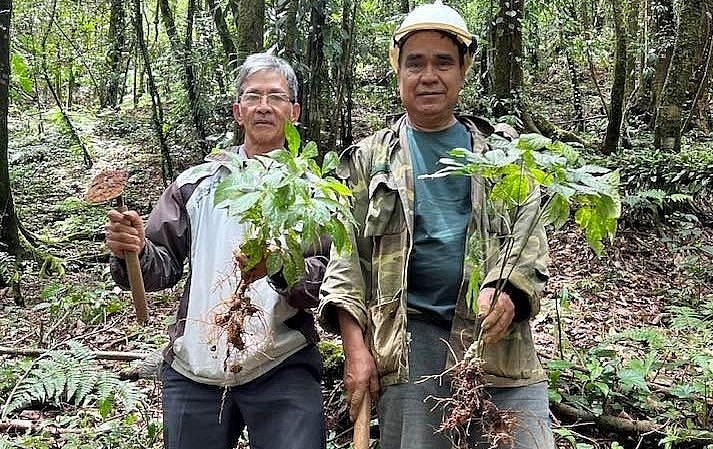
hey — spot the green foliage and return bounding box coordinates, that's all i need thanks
[1,341,144,417]
[426,133,620,314]
[213,122,354,288]
[36,280,124,324]
[318,340,345,389]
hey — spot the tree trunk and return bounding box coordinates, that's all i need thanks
[157,0,208,154]
[235,0,264,63]
[281,0,299,63]
[105,0,125,109]
[654,0,703,151]
[206,0,237,73]
[648,0,674,125]
[0,0,20,256]
[134,0,173,182]
[327,0,356,152]
[683,1,713,132]
[302,0,326,145]
[602,0,628,153]
[492,0,523,117]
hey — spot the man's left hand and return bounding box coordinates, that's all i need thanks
[477,287,514,345]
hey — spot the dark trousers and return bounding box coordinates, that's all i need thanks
[161,345,325,449]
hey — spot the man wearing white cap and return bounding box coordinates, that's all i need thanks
[319,1,553,448]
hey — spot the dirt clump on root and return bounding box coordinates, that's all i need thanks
[213,249,266,372]
[438,359,516,448]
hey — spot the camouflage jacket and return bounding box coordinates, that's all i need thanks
[318,114,550,388]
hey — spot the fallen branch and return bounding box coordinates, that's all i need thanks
[0,346,147,361]
[551,401,660,434]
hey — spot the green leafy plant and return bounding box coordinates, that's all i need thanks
[36,280,123,325]
[1,341,144,418]
[212,121,354,359]
[425,133,620,447]
[214,121,354,288]
[428,133,620,314]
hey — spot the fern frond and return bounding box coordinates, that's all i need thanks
[2,342,145,416]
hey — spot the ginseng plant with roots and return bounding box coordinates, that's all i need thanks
[212,121,354,372]
[423,133,621,447]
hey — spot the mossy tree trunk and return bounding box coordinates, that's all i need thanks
[654,0,703,151]
[492,0,523,118]
[685,0,713,133]
[235,0,264,64]
[647,0,674,124]
[327,0,356,152]
[280,0,299,64]
[602,0,627,153]
[105,0,125,109]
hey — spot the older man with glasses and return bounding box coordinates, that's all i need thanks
[105,53,328,449]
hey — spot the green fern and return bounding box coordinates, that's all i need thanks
[2,341,144,417]
[608,327,666,350]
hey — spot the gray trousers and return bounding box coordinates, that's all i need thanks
[378,317,554,449]
[161,345,325,449]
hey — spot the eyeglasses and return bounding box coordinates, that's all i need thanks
[240,92,292,107]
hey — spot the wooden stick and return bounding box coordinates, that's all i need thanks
[116,201,148,324]
[353,393,371,449]
[0,346,148,361]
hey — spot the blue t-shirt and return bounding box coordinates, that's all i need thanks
[406,122,472,326]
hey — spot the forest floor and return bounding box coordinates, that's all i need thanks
[2,102,713,449]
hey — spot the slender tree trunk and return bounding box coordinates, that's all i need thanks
[0,0,20,257]
[624,0,641,99]
[206,0,237,74]
[281,0,299,63]
[302,0,325,145]
[492,0,523,117]
[566,51,584,132]
[157,0,207,154]
[235,0,264,63]
[683,1,713,132]
[654,0,702,151]
[134,0,173,182]
[327,0,356,152]
[648,0,674,125]
[602,0,628,153]
[106,0,125,109]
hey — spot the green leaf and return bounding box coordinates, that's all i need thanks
[269,148,294,165]
[266,251,283,277]
[516,133,551,152]
[226,191,261,215]
[322,151,340,174]
[98,395,115,419]
[284,121,301,156]
[10,53,33,93]
[491,173,531,206]
[302,141,318,159]
[542,193,570,228]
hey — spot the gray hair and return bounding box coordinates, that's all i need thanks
[235,53,299,103]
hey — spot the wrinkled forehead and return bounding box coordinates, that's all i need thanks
[242,69,290,92]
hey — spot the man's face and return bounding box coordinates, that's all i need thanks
[397,31,465,128]
[233,70,300,155]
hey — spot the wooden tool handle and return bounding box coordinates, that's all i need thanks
[116,204,148,324]
[353,393,371,449]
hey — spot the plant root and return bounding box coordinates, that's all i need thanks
[214,250,265,373]
[436,358,516,448]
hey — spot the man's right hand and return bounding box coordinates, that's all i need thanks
[105,209,145,259]
[338,310,380,422]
